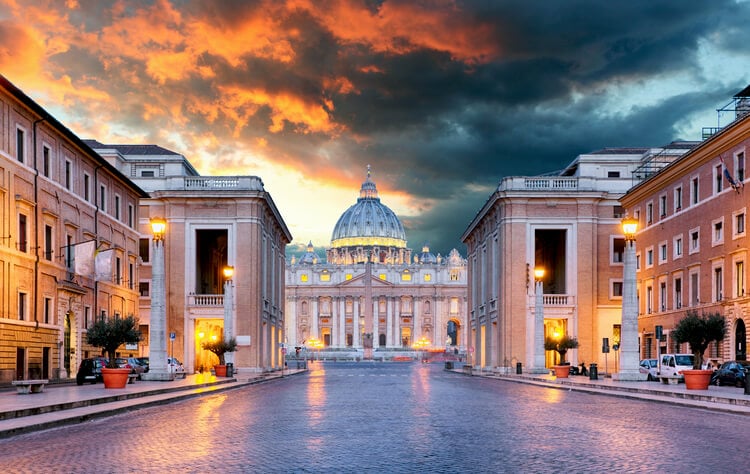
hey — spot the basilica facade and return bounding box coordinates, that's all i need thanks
[285,170,467,357]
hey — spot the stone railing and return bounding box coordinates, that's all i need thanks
[163,176,265,191]
[188,294,225,306]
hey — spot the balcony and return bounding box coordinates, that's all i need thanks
[188,294,225,307]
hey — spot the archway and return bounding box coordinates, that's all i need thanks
[736,319,747,361]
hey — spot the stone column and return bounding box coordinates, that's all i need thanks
[353,298,360,347]
[614,236,647,381]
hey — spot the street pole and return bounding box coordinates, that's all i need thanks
[614,217,647,381]
[531,268,548,374]
[223,266,234,366]
[142,217,172,381]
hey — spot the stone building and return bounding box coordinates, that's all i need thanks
[85,141,292,376]
[620,86,750,363]
[0,75,147,382]
[461,143,694,373]
[285,169,467,358]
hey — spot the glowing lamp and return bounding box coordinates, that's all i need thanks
[150,217,167,241]
[622,217,638,241]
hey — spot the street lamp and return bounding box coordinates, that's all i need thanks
[614,216,647,381]
[531,267,548,373]
[223,265,234,366]
[142,217,172,381]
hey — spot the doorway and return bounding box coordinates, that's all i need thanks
[736,319,747,361]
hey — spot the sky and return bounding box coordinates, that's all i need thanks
[2,0,750,259]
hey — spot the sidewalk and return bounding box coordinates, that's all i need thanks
[0,369,304,438]
[459,367,750,415]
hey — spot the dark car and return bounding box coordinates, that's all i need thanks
[136,357,149,372]
[711,361,750,387]
[124,357,147,379]
[76,357,108,385]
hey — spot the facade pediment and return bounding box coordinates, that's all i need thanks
[339,273,395,287]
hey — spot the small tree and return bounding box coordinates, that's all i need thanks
[544,334,579,364]
[86,315,141,368]
[672,310,727,369]
[201,338,238,365]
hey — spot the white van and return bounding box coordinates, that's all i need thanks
[658,353,695,382]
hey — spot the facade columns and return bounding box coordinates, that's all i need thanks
[311,298,319,340]
[353,299,360,347]
[386,297,393,348]
[339,298,346,348]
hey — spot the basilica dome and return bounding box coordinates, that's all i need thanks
[331,168,407,249]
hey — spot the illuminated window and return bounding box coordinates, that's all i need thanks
[401,271,412,281]
[379,274,387,281]
[300,274,308,282]
[320,273,330,282]
[345,273,352,280]
[424,274,432,282]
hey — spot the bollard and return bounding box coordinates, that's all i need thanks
[745,376,750,395]
[589,363,598,380]
[226,362,234,378]
[516,362,522,374]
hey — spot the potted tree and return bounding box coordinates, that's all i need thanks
[86,315,141,389]
[672,310,726,390]
[201,337,237,376]
[544,334,579,378]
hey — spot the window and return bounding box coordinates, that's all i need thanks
[713,219,724,245]
[659,195,667,217]
[659,242,667,264]
[300,274,308,282]
[320,273,331,282]
[735,211,746,237]
[607,171,620,178]
[345,273,352,280]
[115,257,121,285]
[44,225,53,260]
[42,146,50,177]
[84,306,90,329]
[735,260,745,298]
[689,228,700,254]
[424,273,432,282]
[646,286,653,314]
[691,176,699,205]
[114,194,121,220]
[690,271,699,306]
[646,202,653,225]
[659,280,667,311]
[66,235,74,271]
[612,238,625,263]
[139,282,150,297]
[737,151,746,182]
[139,238,150,263]
[128,204,134,228]
[141,170,155,177]
[84,174,91,202]
[401,271,412,281]
[714,266,723,301]
[674,235,683,259]
[646,247,654,268]
[18,292,27,320]
[674,277,682,309]
[636,253,641,271]
[674,186,683,211]
[43,297,52,324]
[715,164,724,194]
[16,127,25,163]
[18,214,27,252]
[65,160,72,190]
[612,280,623,298]
[128,262,134,290]
[99,184,106,212]
[450,270,459,281]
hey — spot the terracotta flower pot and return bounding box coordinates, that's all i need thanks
[102,367,131,389]
[214,364,227,377]
[681,369,713,390]
[554,365,571,378]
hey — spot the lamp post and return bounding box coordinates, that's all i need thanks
[531,267,548,373]
[614,217,647,381]
[223,265,234,366]
[142,217,172,381]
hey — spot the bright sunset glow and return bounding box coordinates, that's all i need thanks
[2,1,749,256]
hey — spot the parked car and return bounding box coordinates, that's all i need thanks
[76,357,108,385]
[658,353,695,382]
[126,357,147,379]
[136,357,149,372]
[167,357,185,374]
[639,359,658,381]
[710,361,750,387]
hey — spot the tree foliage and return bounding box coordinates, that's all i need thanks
[201,338,238,365]
[86,315,141,368]
[672,311,727,369]
[544,334,579,364]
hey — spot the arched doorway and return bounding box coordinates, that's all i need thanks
[447,319,460,347]
[736,319,747,361]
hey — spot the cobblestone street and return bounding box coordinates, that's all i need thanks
[2,362,748,473]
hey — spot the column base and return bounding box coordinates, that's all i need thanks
[612,371,648,382]
[141,371,175,381]
[528,367,550,374]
